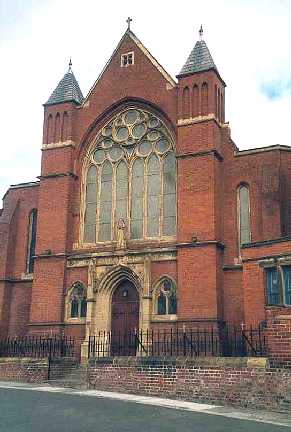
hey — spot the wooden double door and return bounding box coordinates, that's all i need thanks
[111,280,139,355]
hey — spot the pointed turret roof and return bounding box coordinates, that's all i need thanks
[178,26,218,77]
[45,61,84,106]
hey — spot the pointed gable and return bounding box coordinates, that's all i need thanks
[84,29,176,105]
[45,68,84,106]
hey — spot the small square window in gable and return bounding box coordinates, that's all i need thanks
[121,51,134,67]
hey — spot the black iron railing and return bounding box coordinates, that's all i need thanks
[0,335,75,359]
[88,326,266,358]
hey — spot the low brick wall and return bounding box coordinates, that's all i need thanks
[88,357,291,410]
[0,358,48,383]
[49,357,79,379]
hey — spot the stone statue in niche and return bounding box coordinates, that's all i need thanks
[116,218,127,250]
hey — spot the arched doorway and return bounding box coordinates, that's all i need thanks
[111,280,139,355]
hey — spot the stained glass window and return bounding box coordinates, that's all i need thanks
[70,282,87,319]
[156,279,177,315]
[266,266,291,306]
[238,185,251,245]
[83,107,176,243]
[26,209,37,273]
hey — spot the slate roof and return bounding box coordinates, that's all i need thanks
[45,68,84,106]
[179,39,218,77]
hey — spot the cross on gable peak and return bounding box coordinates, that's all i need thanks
[126,17,132,31]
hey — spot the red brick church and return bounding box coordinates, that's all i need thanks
[1,25,291,352]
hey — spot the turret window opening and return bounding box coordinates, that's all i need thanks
[83,107,176,244]
[182,87,190,118]
[192,84,199,117]
[201,82,208,116]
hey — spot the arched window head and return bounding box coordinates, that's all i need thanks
[83,107,176,243]
[201,82,208,116]
[26,209,37,274]
[238,184,251,245]
[192,85,199,117]
[156,278,177,315]
[182,87,190,118]
[70,282,87,319]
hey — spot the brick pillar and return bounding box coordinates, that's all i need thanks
[265,310,291,368]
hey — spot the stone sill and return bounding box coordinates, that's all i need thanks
[89,356,268,369]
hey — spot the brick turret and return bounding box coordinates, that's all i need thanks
[176,27,226,326]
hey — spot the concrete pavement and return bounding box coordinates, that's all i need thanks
[0,381,290,431]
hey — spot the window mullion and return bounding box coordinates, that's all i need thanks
[278,265,285,304]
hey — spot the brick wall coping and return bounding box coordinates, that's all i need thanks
[89,356,268,369]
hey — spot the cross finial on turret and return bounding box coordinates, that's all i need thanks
[68,58,72,72]
[199,24,203,40]
[126,17,132,30]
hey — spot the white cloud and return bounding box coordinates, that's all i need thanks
[1,0,291,200]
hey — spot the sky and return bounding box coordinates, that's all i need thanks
[1,0,291,201]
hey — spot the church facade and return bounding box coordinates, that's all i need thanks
[1,27,291,351]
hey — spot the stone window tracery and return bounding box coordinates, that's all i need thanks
[69,282,87,319]
[156,278,177,316]
[83,107,176,244]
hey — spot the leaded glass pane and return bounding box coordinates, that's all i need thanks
[163,153,176,236]
[132,123,147,139]
[163,217,176,237]
[131,158,144,239]
[168,293,177,314]
[239,186,251,244]
[84,166,97,243]
[158,293,166,315]
[116,161,128,222]
[86,182,97,202]
[147,155,160,237]
[99,223,111,242]
[99,161,112,241]
[84,224,96,243]
[71,298,79,318]
[266,268,280,305]
[80,298,87,317]
[283,266,291,305]
[124,109,139,125]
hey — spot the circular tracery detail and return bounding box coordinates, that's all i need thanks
[91,107,173,162]
[83,107,176,244]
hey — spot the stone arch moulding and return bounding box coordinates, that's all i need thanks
[91,265,146,334]
[76,97,176,164]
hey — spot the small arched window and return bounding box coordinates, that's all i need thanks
[201,82,208,116]
[70,282,87,319]
[182,87,190,118]
[192,85,199,117]
[26,209,37,274]
[156,278,177,315]
[47,114,53,143]
[61,112,69,141]
[238,184,251,245]
[54,113,61,142]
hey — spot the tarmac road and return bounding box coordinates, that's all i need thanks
[0,382,290,432]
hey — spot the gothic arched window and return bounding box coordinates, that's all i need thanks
[238,184,251,245]
[156,278,177,315]
[83,107,176,243]
[69,282,87,319]
[26,209,37,274]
